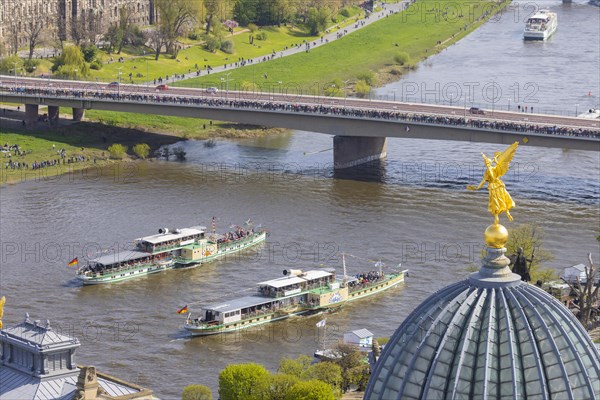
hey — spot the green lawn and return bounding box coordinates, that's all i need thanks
[88,6,365,84]
[173,0,508,93]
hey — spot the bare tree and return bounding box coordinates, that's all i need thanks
[562,253,600,330]
[146,27,165,60]
[5,14,20,55]
[24,19,46,60]
[155,0,199,57]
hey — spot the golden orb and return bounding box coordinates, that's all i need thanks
[484,224,509,248]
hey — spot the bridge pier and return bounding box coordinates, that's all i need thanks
[333,136,387,169]
[48,106,60,126]
[24,104,38,129]
[72,107,85,121]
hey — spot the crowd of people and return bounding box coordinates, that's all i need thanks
[216,227,256,244]
[3,85,599,139]
[348,270,386,290]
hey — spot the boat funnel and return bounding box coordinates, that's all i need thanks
[158,228,170,234]
[283,269,303,276]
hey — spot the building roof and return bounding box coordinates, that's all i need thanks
[138,227,205,245]
[203,296,273,313]
[1,317,79,349]
[348,328,373,339]
[0,367,149,399]
[258,270,333,288]
[90,250,150,266]
[365,246,600,400]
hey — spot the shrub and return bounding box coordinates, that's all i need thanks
[389,67,401,75]
[256,31,268,40]
[220,40,234,54]
[356,71,376,86]
[354,80,371,98]
[247,23,258,32]
[90,60,103,70]
[340,8,351,18]
[133,143,150,159]
[394,51,410,66]
[182,384,212,400]
[107,144,127,160]
[23,59,39,73]
[81,44,99,63]
[0,55,22,74]
[205,36,221,52]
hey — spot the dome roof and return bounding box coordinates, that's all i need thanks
[365,247,600,400]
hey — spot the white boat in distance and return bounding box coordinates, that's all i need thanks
[524,10,557,40]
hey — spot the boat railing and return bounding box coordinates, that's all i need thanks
[215,231,265,246]
[79,259,169,277]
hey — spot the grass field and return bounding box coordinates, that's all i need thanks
[173,0,508,93]
[88,6,365,84]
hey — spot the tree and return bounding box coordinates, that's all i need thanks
[307,7,330,35]
[218,363,269,400]
[333,342,364,392]
[0,56,23,75]
[266,373,300,400]
[562,254,599,330]
[24,19,46,60]
[347,364,370,392]
[107,144,127,159]
[155,0,199,57]
[182,384,213,400]
[146,28,166,60]
[277,355,312,378]
[302,362,342,398]
[506,224,555,283]
[285,380,335,400]
[52,45,90,78]
[133,143,151,159]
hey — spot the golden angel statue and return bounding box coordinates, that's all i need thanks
[0,296,5,330]
[467,142,519,225]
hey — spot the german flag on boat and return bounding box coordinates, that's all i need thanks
[177,305,189,314]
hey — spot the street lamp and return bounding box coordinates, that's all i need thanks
[278,81,282,95]
[117,67,123,98]
[507,97,511,111]
[343,79,350,107]
[221,72,233,99]
[12,61,19,88]
[391,88,397,102]
[575,104,579,116]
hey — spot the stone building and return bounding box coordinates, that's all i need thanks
[0,313,155,399]
[0,0,156,54]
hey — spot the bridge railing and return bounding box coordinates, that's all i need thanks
[1,85,599,140]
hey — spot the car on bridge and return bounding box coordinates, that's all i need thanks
[206,87,218,94]
[155,84,169,91]
[469,107,485,115]
[107,81,120,89]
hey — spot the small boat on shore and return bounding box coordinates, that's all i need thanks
[183,258,408,336]
[77,222,266,285]
[524,10,557,41]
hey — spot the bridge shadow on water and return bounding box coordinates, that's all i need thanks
[333,159,388,183]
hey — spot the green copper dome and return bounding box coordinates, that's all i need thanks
[365,247,600,400]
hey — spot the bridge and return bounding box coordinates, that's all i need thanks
[1,76,598,168]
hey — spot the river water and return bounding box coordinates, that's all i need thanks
[376,0,600,116]
[1,2,599,398]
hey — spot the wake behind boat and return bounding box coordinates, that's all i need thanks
[183,258,408,336]
[77,221,266,285]
[524,10,557,40]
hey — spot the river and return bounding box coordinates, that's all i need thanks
[1,1,599,398]
[376,0,600,116]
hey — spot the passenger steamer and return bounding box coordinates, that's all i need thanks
[524,10,557,40]
[77,224,266,285]
[183,261,408,336]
